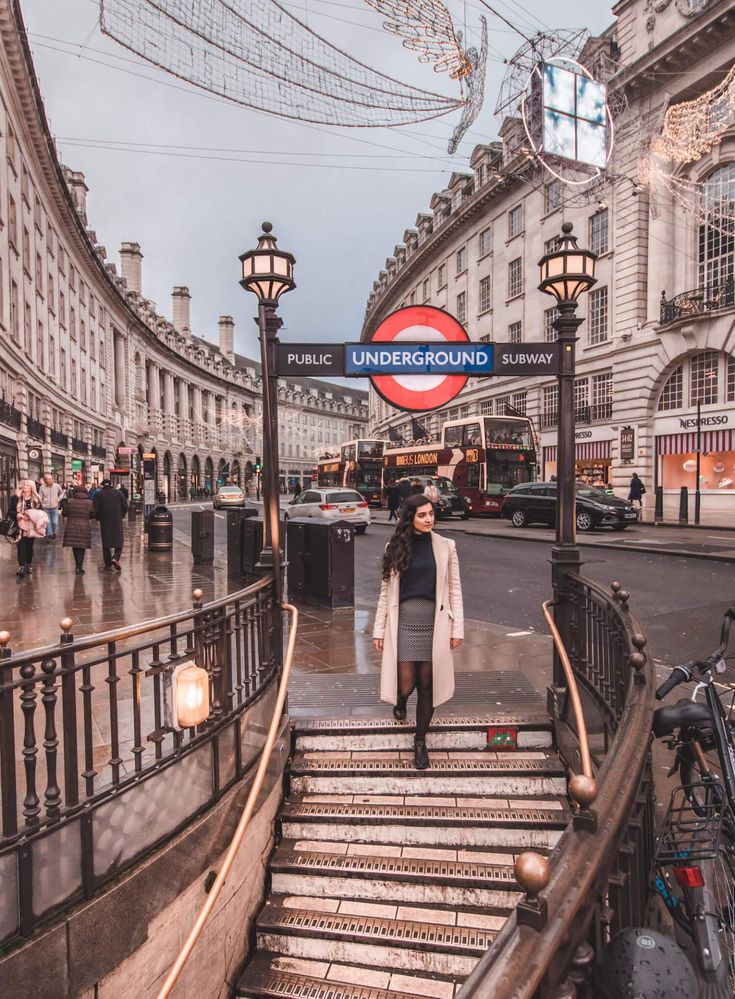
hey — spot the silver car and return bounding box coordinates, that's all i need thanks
[285,488,371,534]
[212,486,246,509]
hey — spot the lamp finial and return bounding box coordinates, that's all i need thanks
[261,221,273,234]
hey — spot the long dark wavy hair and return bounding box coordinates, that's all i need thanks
[382,493,433,580]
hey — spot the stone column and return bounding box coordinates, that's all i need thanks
[113,331,126,409]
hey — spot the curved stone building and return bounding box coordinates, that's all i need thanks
[0,1,367,513]
[362,0,735,523]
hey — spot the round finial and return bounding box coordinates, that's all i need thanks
[619,590,630,606]
[631,633,647,651]
[514,852,550,898]
[192,588,204,602]
[561,222,574,235]
[261,221,273,234]
[0,631,10,648]
[629,652,646,672]
[569,773,598,809]
[60,618,73,634]
[610,581,621,594]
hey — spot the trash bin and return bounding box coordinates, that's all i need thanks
[191,509,214,564]
[227,508,258,579]
[148,504,173,552]
[286,518,354,608]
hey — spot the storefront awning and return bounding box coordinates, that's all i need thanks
[656,429,734,455]
[543,441,611,462]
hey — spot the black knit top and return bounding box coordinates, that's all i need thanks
[399,532,436,604]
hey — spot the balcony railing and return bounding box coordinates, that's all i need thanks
[91,444,106,460]
[660,278,735,325]
[50,429,68,448]
[0,399,22,431]
[26,417,47,442]
[71,437,88,454]
[541,404,612,431]
[540,411,558,430]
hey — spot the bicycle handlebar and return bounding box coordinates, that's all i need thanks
[655,606,735,701]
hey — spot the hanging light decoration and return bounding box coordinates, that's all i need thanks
[652,64,735,164]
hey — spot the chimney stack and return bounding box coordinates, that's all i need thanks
[218,315,235,362]
[172,286,191,335]
[119,242,143,294]
[63,168,89,224]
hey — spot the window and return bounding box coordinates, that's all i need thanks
[479,227,492,257]
[479,275,492,314]
[48,333,55,377]
[658,366,683,411]
[59,348,66,390]
[437,263,447,290]
[59,290,65,327]
[588,286,608,344]
[589,208,609,255]
[728,356,735,403]
[543,383,558,427]
[690,350,719,405]
[544,179,562,214]
[544,306,559,342]
[47,223,55,257]
[6,122,17,173]
[479,332,491,342]
[69,265,76,292]
[36,320,43,368]
[508,257,523,298]
[544,235,560,255]
[48,272,54,314]
[69,305,76,341]
[80,318,86,351]
[34,193,42,232]
[22,227,30,274]
[23,301,31,353]
[20,162,30,205]
[81,367,87,405]
[58,245,66,276]
[89,295,95,319]
[575,377,589,420]
[456,246,467,274]
[509,204,523,238]
[511,391,527,415]
[698,164,735,292]
[494,396,510,416]
[480,400,493,415]
[8,194,17,249]
[10,280,18,341]
[509,321,522,343]
[422,277,430,301]
[476,163,486,187]
[409,290,416,305]
[591,372,613,420]
[35,252,43,294]
[91,375,96,411]
[456,291,466,326]
[70,359,77,398]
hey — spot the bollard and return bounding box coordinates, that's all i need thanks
[678,486,688,525]
[654,484,664,525]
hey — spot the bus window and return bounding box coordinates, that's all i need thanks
[466,463,480,489]
[444,425,463,446]
[463,423,481,446]
[358,441,383,458]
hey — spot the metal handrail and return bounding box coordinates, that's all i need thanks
[155,601,299,999]
[542,599,593,780]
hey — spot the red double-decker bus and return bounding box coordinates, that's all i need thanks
[317,439,384,506]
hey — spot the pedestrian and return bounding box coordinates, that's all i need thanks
[387,480,400,522]
[373,494,464,770]
[93,479,128,571]
[89,482,101,501]
[293,481,302,497]
[410,478,423,495]
[398,477,411,503]
[62,485,95,574]
[628,473,646,509]
[8,480,47,577]
[424,478,441,505]
[39,474,63,542]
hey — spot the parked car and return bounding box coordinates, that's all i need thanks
[501,481,639,531]
[285,487,371,533]
[404,475,472,520]
[212,485,246,509]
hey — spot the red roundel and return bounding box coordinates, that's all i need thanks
[370,306,469,413]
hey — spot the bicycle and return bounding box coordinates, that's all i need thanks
[653,605,735,998]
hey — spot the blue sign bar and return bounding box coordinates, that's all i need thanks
[345,342,494,376]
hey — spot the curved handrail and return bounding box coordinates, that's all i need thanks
[155,601,299,999]
[541,599,593,780]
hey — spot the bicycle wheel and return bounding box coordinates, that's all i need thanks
[698,846,735,999]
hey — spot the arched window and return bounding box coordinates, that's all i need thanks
[657,351,725,411]
[658,366,683,411]
[699,164,735,292]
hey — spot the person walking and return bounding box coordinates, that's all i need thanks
[94,479,128,570]
[386,480,401,522]
[628,473,646,510]
[62,485,95,574]
[373,493,464,770]
[8,480,47,577]
[293,481,302,498]
[39,474,63,542]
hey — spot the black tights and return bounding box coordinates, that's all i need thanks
[397,661,433,740]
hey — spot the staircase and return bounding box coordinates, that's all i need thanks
[237,713,570,999]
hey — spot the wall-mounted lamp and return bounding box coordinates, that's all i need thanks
[164,659,211,730]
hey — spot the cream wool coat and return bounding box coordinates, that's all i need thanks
[373,532,464,708]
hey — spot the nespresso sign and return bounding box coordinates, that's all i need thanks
[678,414,729,429]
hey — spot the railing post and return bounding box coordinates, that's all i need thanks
[20,663,40,828]
[514,852,550,930]
[0,630,17,838]
[41,658,61,821]
[60,618,79,808]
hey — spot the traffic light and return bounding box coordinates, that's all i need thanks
[255,456,261,472]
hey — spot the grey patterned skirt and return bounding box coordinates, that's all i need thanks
[397,598,435,661]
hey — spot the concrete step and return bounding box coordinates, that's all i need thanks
[237,951,462,998]
[269,841,523,909]
[281,792,569,850]
[255,897,497,977]
[288,750,567,798]
[293,714,553,753]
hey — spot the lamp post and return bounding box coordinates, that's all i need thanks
[239,223,295,619]
[538,222,597,690]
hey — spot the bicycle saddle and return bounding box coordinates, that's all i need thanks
[653,699,715,738]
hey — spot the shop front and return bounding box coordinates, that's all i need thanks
[50,453,66,483]
[542,426,614,488]
[654,410,735,524]
[27,445,43,483]
[0,437,17,515]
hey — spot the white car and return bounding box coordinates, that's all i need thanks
[285,488,371,534]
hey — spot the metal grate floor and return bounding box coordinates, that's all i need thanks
[239,964,424,999]
[290,754,563,776]
[293,712,550,733]
[282,800,569,827]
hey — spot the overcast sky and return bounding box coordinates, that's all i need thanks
[24,0,614,367]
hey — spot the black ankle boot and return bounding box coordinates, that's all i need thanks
[393,698,407,721]
[414,738,429,770]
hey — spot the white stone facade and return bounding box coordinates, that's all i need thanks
[363,0,735,524]
[0,2,367,511]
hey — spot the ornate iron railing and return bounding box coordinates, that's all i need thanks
[0,579,276,943]
[50,429,68,448]
[660,279,735,325]
[71,437,88,454]
[0,399,22,430]
[459,577,655,999]
[26,416,47,441]
[91,444,106,460]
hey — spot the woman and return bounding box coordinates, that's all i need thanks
[62,485,95,574]
[7,481,47,577]
[373,493,464,769]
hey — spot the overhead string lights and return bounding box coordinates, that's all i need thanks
[99,0,488,153]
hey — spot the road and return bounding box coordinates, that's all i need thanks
[170,505,732,669]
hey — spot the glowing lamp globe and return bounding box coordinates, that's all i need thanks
[174,662,210,729]
[538,222,597,304]
[239,222,296,304]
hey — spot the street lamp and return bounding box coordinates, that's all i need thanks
[538,222,597,689]
[239,223,295,611]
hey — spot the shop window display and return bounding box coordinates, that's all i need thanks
[661,451,735,492]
